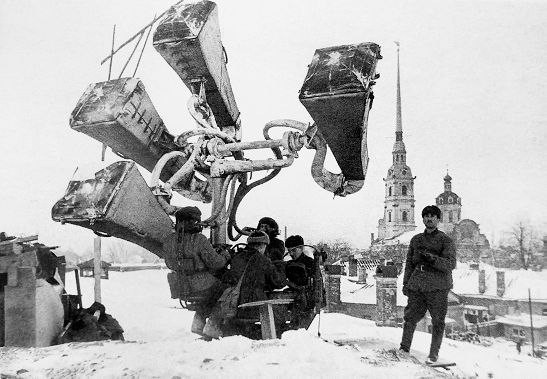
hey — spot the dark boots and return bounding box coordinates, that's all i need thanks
[400,321,417,352]
[428,321,445,361]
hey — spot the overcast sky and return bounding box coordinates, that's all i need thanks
[1,0,546,253]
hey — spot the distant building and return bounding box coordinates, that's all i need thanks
[77,259,111,279]
[436,173,462,234]
[324,262,547,343]
[452,219,491,263]
[377,44,416,240]
[434,174,491,264]
[495,313,547,344]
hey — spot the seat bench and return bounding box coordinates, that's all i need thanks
[238,298,293,339]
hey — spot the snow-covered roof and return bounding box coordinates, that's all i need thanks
[495,314,547,329]
[463,305,488,311]
[341,271,407,306]
[376,229,416,246]
[340,263,547,305]
[452,263,547,300]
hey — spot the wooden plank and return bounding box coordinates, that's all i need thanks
[238,298,293,308]
[258,303,277,339]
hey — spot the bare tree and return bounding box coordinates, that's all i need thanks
[506,221,542,270]
[315,239,355,264]
[104,239,160,264]
[105,240,131,264]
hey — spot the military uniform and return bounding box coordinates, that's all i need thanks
[400,228,456,360]
[222,247,287,319]
[265,237,285,262]
[164,231,230,328]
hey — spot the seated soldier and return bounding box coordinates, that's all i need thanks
[163,206,230,337]
[285,235,315,287]
[283,235,316,326]
[208,231,287,339]
[257,217,285,262]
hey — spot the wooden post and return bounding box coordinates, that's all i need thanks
[528,288,535,357]
[94,237,101,303]
[74,269,82,309]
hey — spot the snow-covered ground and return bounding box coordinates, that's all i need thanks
[1,270,545,378]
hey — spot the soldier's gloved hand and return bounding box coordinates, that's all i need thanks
[420,252,437,264]
[402,286,410,296]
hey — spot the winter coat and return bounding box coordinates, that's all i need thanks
[163,231,230,293]
[286,253,315,287]
[403,228,457,292]
[265,237,285,262]
[222,247,287,318]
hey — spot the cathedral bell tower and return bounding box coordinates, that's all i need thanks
[377,42,416,239]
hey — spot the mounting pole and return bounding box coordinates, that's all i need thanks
[94,237,102,303]
[528,288,536,357]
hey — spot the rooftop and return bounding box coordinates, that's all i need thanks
[495,313,547,329]
[452,263,547,300]
[340,263,547,305]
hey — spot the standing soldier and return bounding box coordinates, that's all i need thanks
[399,205,457,364]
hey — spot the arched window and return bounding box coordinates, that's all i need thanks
[389,187,392,196]
[388,211,392,222]
[449,211,453,222]
[439,198,443,204]
[402,211,408,222]
[402,185,407,196]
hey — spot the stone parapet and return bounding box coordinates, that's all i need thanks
[375,276,398,327]
[325,274,341,313]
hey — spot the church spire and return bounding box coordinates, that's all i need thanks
[392,42,406,161]
[395,41,402,142]
[377,42,416,240]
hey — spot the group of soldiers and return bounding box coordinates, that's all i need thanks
[164,207,320,340]
[165,203,458,362]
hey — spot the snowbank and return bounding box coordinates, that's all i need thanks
[1,270,545,378]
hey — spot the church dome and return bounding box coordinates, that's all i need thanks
[444,173,452,182]
[436,191,461,205]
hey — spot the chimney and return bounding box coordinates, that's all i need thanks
[370,233,375,244]
[496,271,505,297]
[357,264,367,284]
[324,267,341,312]
[348,258,358,277]
[478,269,486,294]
